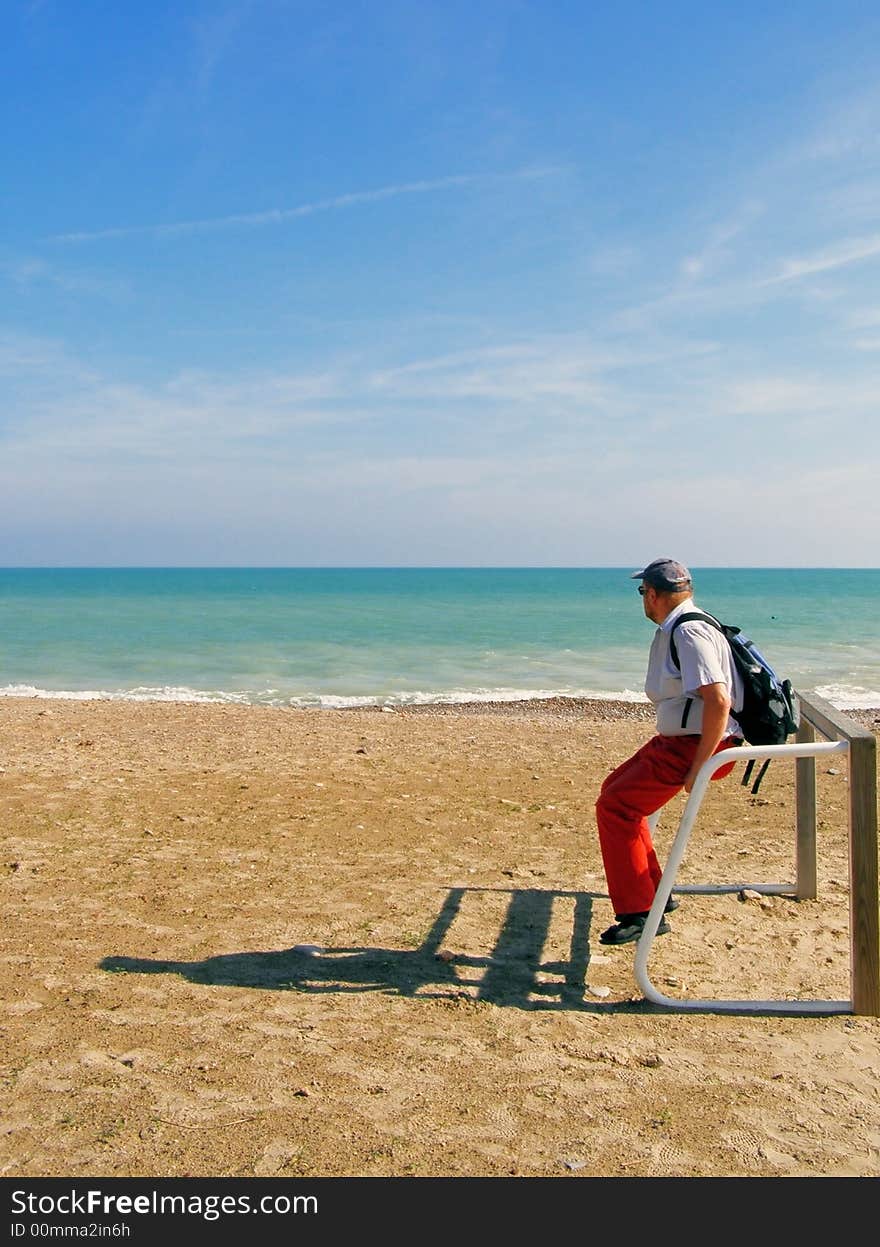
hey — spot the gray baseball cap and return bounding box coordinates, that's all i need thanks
[631,557,692,591]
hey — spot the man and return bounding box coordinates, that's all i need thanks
[595,558,744,946]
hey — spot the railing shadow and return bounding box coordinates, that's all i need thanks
[100,883,826,1016]
[101,885,616,1011]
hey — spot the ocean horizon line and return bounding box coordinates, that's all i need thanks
[2,564,879,573]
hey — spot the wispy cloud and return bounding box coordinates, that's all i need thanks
[721,376,858,416]
[3,256,128,299]
[48,168,561,244]
[192,2,257,93]
[2,320,878,565]
[762,233,880,285]
[848,307,880,328]
[369,342,610,404]
[679,201,764,282]
[0,331,98,383]
[368,335,722,407]
[795,86,880,163]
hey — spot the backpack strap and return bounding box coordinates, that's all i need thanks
[667,610,723,670]
[742,757,771,795]
[667,611,723,732]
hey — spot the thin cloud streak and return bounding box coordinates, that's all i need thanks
[48,168,562,244]
[762,233,880,284]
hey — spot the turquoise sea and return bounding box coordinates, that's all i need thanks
[0,568,877,710]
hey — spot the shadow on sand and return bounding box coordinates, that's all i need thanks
[100,882,838,1018]
[100,885,639,1012]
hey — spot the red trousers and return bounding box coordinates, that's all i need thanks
[595,734,738,916]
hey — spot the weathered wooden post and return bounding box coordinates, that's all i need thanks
[800,693,879,1017]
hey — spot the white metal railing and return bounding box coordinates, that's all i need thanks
[633,739,852,1014]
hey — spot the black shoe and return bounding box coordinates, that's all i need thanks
[599,912,670,946]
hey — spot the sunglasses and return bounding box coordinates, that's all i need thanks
[638,585,647,595]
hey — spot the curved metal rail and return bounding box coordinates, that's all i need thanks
[633,739,850,1014]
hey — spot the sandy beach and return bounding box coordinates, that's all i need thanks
[2,695,878,1179]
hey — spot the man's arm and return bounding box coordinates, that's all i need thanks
[683,681,731,793]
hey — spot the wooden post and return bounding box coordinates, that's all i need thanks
[849,732,880,1016]
[795,718,817,900]
[800,691,879,1017]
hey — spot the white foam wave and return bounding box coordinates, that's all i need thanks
[0,683,254,705]
[2,681,876,711]
[812,684,880,710]
[0,683,650,708]
[292,686,651,709]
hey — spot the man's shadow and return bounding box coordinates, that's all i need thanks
[101,887,621,1011]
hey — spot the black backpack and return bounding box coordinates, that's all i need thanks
[669,611,800,794]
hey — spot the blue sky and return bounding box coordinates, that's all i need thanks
[3,1,879,566]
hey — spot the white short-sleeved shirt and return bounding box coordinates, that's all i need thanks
[644,599,743,737]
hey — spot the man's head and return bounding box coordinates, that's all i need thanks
[631,557,693,622]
